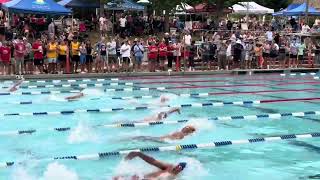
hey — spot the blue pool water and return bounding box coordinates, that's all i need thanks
[1,73,320,179]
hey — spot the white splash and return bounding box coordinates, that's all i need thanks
[48,95,67,102]
[42,162,79,180]
[184,118,215,132]
[11,167,35,180]
[112,159,153,178]
[67,121,98,144]
[177,157,209,180]
[82,88,104,96]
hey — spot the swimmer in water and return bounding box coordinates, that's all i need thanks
[113,152,187,180]
[131,125,196,143]
[8,79,24,92]
[64,92,85,101]
[142,107,180,122]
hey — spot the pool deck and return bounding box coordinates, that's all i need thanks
[1,68,320,80]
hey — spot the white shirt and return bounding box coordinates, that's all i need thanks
[119,17,127,28]
[266,31,273,41]
[107,41,117,55]
[120,44,131,57]
[184,35,192,46]
[302,25,310,33]
[99,17,105,26]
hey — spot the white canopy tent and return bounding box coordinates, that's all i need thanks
[232,2,274,14]
[175,2,193,15]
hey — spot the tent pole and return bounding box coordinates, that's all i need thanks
[305,0,309,24]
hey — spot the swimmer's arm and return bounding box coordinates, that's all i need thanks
[126,152,168,170]
[167,108,181,115]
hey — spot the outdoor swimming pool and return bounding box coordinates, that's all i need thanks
[1,72,320,179]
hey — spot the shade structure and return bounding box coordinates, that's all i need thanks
[58,0,99,8]
[105,0,144,11]
[187,2,232,13]
[175,2,193,15]
[284,2,320,16]
[3,0,71,15]
[273,3,301,16]
[0,0,10,4]
[232,2,274,14]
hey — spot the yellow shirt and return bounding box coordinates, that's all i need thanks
[58,45,67,56]
[71,42,80,56]
[47,43,57,58]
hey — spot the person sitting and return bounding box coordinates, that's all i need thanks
[113,152,187,180]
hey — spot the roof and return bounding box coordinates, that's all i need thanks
[3,0,71,15]
[105,0,144,11]
[293,0,320,10]
[232,2,274,14]
[284,2,320,16]
[58,0,99,8]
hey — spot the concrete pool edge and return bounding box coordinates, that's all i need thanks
[0,68,319,80]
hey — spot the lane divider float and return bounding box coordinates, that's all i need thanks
[1,110,320,136]
[1,98,320,117]
[1,132,319,167]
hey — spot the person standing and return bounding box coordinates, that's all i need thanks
[107,38,117,73]
[23,38,33,74]
[297,40,306,67]
[14,37,26,75]
[47,38,58,74]
[120,40,131,72]
[132,38,144,72]
[188,40,197,71]
[85,40,93,73]
[71,37,80,73]
[289,38,298,68]
[79,41,87,73]
[32,38,44,74]
[167,41,174,71]
[217,40,228,70]
[148,41,158,72]
[158,39,167,71]
[119,15,127,38]
[0,41,11,75]
[57,40,68,73]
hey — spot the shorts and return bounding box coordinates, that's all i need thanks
[135,56,143,64]
[34,59,44,66]
[108,55,117,64]
[298,55,304,61]
[80,55,86,64]
[290,54,297,59]
[245,54,252,61]
[159,56,166,61]
[263,53,270,58]
[47,58,57,63]
[1,61,9,65]
[279,53,286,61]
[202,55,210,62]
[270,53,278,58]
[122,57,130,64]
[100,55,107,61]
[24,55,32,63]
[86,55,93,63]
[72,55,80,63]
[58,55,66,63]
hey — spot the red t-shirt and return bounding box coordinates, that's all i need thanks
[32,42,43,60]
[15,42,26,58]
[167,45,174,56]
[148,45,158,59]
[37,17,45,25]
[0,46,11,63]
[158,43,167,57]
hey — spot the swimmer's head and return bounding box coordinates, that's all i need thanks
[172,162,187,175]
[157,112,167,120]
[160,96,169,103]
[181,126,196,134]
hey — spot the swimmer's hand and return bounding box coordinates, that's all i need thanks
[125,152,140,160]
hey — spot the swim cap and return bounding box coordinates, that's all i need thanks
[178,162,187,170]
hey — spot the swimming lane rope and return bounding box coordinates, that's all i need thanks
[1,132,319,168]
[0,110,319,136]
[1,98,320,117]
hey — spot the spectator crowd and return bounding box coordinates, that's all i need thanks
[0,12,320,75]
